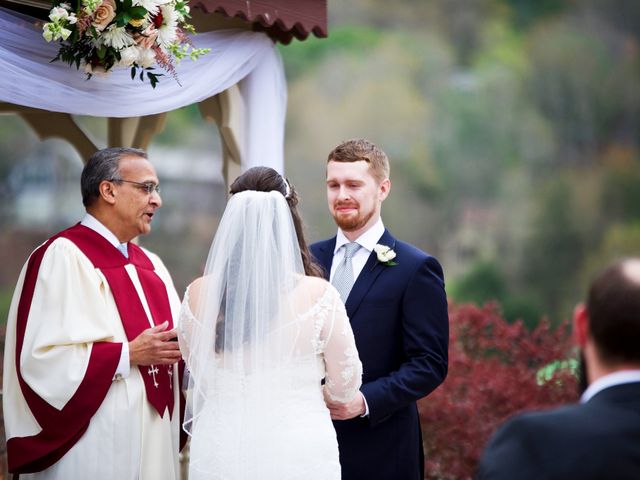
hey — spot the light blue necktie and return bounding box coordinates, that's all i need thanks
[332,242,360,303]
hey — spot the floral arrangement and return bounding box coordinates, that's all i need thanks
[42,0,210,87]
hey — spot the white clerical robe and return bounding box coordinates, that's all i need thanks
[3,236,182,479]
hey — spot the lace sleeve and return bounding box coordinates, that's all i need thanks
[321,285,363,404]
[177,286,197,361]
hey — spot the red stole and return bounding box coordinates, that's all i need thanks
[7,224,175,474]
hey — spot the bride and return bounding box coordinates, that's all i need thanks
[178,167,363,479]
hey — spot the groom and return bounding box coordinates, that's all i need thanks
[311,139,449,480]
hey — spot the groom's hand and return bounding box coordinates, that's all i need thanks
[327,392,366,420]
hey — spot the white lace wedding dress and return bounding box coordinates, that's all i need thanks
[179,277,362,480]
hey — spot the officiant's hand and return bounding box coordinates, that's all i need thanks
[129,321,182,366]
[326,392,366,420]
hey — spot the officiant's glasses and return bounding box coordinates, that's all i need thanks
[117,180,161,195]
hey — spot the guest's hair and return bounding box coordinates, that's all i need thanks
[81,147,148,207]
[587,258,640,365]
[229,166,323,278]
[327,138,390,184]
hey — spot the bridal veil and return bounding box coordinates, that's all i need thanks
[179,190,331,477]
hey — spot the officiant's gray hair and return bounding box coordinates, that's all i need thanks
[81,147,148,207]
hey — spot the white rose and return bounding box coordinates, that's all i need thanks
[136,47,156,68]
[374,244,397,263]
[118,46,140,66]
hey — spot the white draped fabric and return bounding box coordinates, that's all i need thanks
[0,8,286,172]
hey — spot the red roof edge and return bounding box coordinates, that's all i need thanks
[191,0,327,44]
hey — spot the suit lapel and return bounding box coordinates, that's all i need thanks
[314,237,336,280]
[345,230,396,319]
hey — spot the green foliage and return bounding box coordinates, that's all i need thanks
[450,259,506,306]
[524,177,587,320]
[501,294,545,331]
[499,0,569,28]
[0,290,13,326]
[450,259,544,328]
[153,104,207,145]
[168,43,211,63]
[114,0,147,26]
[580,222,640,292]
[536,358,579,386]
[279,26,384,80]
[601,163,640,222]
[598,223,640,256]
[526,22,640,165]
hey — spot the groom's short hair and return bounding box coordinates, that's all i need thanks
[587,258,640,365]
[328,138,390,184]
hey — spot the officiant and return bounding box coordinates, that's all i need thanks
[2,147,183,479]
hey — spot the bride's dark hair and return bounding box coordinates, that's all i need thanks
[229,166,324,278]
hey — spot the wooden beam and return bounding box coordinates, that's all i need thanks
[198,85,244,189]
[107,117,140,147]
[131,113,168,150]
[17,111,98,162]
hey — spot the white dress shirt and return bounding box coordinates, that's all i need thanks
[80,213,130,379]
[330,218,386,284]
[580,369,640,403]
[330,218,386,416]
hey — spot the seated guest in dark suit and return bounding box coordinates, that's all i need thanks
[477,258,640,480]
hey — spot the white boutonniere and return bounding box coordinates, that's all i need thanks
[374,244,398,266]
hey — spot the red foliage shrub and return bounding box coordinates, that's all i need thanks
[419,303,578,480]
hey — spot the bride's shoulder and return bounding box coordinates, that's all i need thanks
[298,275,339,301]
[299,274,328,289]
[184,276,206,310]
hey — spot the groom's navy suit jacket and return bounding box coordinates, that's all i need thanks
[311,229,449,480]
[476,381,640,480]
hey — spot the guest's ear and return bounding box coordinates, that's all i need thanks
[573,303,590,348]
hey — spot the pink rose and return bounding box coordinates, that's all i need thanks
[134,25,159,50]
[92,0,116,32]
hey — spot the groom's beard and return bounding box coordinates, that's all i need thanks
[332,201,375,232]
[578,350,589,395]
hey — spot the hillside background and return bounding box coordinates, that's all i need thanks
[0,0,638,327]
